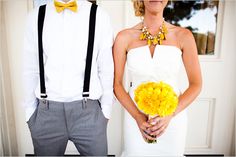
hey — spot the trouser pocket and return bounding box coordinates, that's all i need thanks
[27,100,40,129]
[27,99,49,132]
[96,100,108,122]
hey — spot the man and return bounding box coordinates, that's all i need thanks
[23,0,114,156]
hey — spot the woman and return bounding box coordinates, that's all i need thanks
[113,0,202,156]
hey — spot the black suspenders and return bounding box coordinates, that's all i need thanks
[83,4,97,98]
[37,4,98,99]
[38,5,47,99]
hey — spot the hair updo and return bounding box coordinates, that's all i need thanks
[132,0,145,17]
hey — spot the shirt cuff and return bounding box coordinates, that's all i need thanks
[101,104,113,119]
[25,106,37,122]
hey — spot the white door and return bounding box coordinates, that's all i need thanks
[117,0,236,155]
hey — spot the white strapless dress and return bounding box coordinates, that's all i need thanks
[122,45,188,157]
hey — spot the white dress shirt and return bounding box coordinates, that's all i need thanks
[23,0,114,121]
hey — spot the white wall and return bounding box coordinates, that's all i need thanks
[98,1,126,155]
[2,1,34,155]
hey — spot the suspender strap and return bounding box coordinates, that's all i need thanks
[82,4,98,98]
[37,4,97,99]
[38,5,47,99]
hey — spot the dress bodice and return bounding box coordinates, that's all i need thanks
[126,45,183,97]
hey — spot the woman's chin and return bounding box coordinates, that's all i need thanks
[145,0,167,13]
[149,0,163,4]
[148,7,164,15]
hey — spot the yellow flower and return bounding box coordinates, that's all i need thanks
[139,33,145,40]
[153,38,158,45]
[160,33,165,40]
[134,81,178,117]
[147,39,152,46]
[163,26,168,34]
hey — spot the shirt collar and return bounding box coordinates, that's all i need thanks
[54,0,86,5]
[55,0,76,3]
[52,0,88,13]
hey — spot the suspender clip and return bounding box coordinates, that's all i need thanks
[82,97,88,109]
[40,93,48,105]
[82,92,89,98]
[40,93,47,99]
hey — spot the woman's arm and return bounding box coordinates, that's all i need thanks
[113,31,155,141]
[174,28,202,116]
[148,28,202,136]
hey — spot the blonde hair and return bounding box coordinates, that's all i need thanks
[132,0,145,17]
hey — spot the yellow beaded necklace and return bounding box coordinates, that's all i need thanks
[140,20,168,46]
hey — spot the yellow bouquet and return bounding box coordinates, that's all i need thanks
[134,81,178,143]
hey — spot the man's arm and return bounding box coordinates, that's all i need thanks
[22,9,39,122]
[97,8,114,119]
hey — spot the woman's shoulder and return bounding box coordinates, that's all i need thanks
[167,23,192,37]
[115,23,141,44]
[166,22,194,49]
[177,27,193,40]
[117,23,141,38]
[116,29,133,39]
[114,23,142,52]
[177,27,195,50]
[114,29,131,48]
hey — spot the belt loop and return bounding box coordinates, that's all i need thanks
[42,98,47,104]
[42,98,49,110]
[82,98,87,109]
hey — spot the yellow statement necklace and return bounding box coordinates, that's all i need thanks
[140,19,168,46]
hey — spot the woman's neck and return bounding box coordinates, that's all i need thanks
[143,12,164,31]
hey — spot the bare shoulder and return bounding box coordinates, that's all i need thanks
[114,23,142,50]
[114,29,132,50]
[167,22,192,39]
[178,27,193,39]
[116,23,141,40]
[176,26,194,42]
[115,29,133,41]
[169,24,195,49]
[113,29,132,53]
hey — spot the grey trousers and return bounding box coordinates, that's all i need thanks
[27,99,108,156]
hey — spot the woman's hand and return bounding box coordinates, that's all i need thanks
[147,115,173,138]
[135,113,157,141]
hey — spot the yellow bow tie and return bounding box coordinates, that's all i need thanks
[54,0,78,13]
